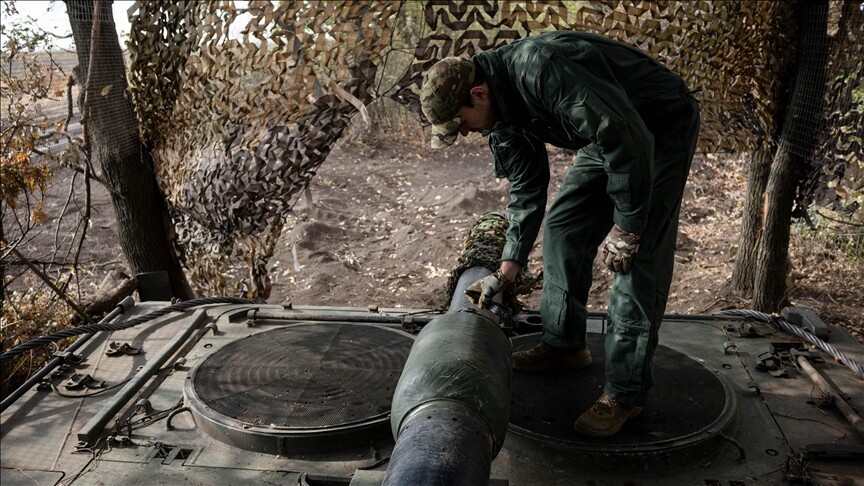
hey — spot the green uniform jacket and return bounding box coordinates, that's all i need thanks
[473,31,692,266]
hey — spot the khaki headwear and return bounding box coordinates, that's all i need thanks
[420,57,475,148]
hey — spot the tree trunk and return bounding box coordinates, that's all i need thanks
[731,148,773,293]
[753,0,829,311]
[732,3,799,295]
[66,0,193,299]
[79,269,137,319]
[753,149,803,310]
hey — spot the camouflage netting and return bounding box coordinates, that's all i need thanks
[123,0,862,299]
[443,212,541,310]
[808,1,863,214]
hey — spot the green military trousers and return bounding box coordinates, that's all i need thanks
[539,93,700,407]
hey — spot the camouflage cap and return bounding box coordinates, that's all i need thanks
[421,57,475,148]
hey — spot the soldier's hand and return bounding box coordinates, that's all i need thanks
[601,225,641,274]
[465,269,511,309]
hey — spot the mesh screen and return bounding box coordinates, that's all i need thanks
[510,333,728,445]
[805,1,863,212]
[7,1,861,297]
[64,0,139,157]
[192,324,411,428]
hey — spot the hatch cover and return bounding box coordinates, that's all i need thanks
[185,323,413,455]
[509,333,737,471]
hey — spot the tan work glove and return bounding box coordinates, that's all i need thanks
[465,269,510,309]
[601,224,641,274]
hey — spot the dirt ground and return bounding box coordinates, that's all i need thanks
[12,119,864,346]
[264,124,864,345]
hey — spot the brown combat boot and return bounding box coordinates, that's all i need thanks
[573,394,643,438]
[512,342,592,372]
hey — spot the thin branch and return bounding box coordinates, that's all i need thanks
[74,265,83,302]
[815,209,864,227]
[81,0,102,159]
[0,232,25,261]
[1,266,29,291]
[9,194,33,242]
[54,170,79,254]
[46,49,69,78]
[7,246,95,324]
[70,163,119,197]
[54,270,72,304]
[4,258,96,267]
[39,29,74,40]
[71,158,92,276]
[61,208,85,268]
[64,74,75,132]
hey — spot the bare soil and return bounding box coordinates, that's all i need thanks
[14,122,864,346]
[268,126,863,345]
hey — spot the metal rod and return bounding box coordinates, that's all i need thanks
[251,310,438,325]
[254,308,741,326]
[519,309,748,322]
[796,355,864,439]
[76,309,207,444]
[1,296,134,413]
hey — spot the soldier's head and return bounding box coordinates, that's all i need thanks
[421,57,496,148]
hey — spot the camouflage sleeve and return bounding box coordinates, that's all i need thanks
[488,126,549,266]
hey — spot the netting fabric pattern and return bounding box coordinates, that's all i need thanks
[122,1,861,297]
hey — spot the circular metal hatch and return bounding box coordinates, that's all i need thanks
[185,323,413,455]
[509,333,737,472]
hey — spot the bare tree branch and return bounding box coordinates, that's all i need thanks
[4,258,98,267]
[816,209,864,227]
[7,246,95,324]
[71,157,92,280]
[64,74,75,132]
[54,170,79,254]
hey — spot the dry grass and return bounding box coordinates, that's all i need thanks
[1,284,76,400]
[788,218,864,344]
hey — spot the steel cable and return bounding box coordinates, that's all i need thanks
[1,297,254,363]
[719,309,864,379]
